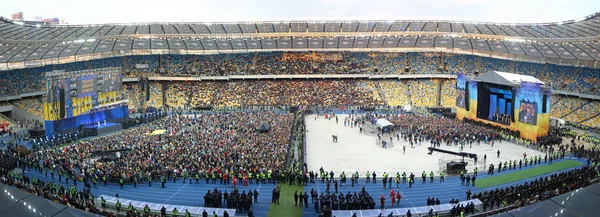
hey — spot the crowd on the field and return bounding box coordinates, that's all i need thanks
[24,111,293,186]
[368,113,517,147]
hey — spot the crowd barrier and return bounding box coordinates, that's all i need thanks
[97,195,237,217]
[331,199,482,217]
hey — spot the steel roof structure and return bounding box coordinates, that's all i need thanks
[1,11,600,70]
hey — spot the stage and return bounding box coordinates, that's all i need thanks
[84,122,122,136]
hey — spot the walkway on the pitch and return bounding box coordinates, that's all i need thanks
[300,157,588,217]
[24,171,278,217]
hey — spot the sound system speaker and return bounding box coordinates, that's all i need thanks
[512,88,517,122]
[542,94,547,113]
[59,89,65,119]
[446,161,467,175]
[465,81,470,111]
[145,78,150,101]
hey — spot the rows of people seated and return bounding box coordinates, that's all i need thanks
[409,79,438,107]
[379,80,410,107]
[550,95,586,119]
[0,66,48,96]
[440,79,457,107]
[562,100,600,124]
[2,52,600,97]
[208,80,384,108]
[165,82,191,108]
[147,82,163,108]
[581,114,600,128]
[123,83,142,111]
[5,78,600,128]
[11,96,44,117]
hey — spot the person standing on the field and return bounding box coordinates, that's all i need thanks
[429,171,434,183]
[372,172,377,184]
[294,191,299,206]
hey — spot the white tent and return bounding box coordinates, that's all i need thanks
[375,119,395,128]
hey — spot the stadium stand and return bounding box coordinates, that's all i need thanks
[380,80,411,107]
[440,79,457,107]
[409,79,438,107]
[1,53,600,96]
[11,96,44,117]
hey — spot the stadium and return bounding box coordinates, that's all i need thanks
[1,3,600,217]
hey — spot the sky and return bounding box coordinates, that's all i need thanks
[1,0,599,25]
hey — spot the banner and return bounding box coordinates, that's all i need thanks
[77,75,97,97]
[455,73,467,108]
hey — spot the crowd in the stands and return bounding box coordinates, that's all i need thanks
[2,52,600,97]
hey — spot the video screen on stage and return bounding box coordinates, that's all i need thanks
[77,75,97,97]
[456,90,466,108]
[518,102,537,125]
[103,71,122,92]
[456,73,467,108]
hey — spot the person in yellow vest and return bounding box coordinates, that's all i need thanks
[429,171,434,183]
[440,171,445,182]
[128,203,134,212]
[144,204,150,214]
[116,200,121,212]
[172,207,179,217]
[185,209,191,217]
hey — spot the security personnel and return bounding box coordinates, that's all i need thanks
[421,171,426,184]
[101,196,106,209]
[402,172,407,184]
[133,176,138,188]
[128,203,134,213]
[366,171,371,183]
[474,167,478,176]
[196,173,200,184]
[92,176,97,188]
[148,175,152,186]
[185,209,191,217]
[429,171,434,183]
[144,204,150,215]
[172,207,179,217]
[119,178,124,189]
[161,175,166,188]
[116,200,122,212]
[440,171,445,182]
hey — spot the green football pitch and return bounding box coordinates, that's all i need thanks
[475,160,582,188]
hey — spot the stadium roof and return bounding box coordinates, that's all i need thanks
[474,71,544,86]
[0,11,600,69]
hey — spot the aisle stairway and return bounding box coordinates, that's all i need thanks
[436,80,442,107]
